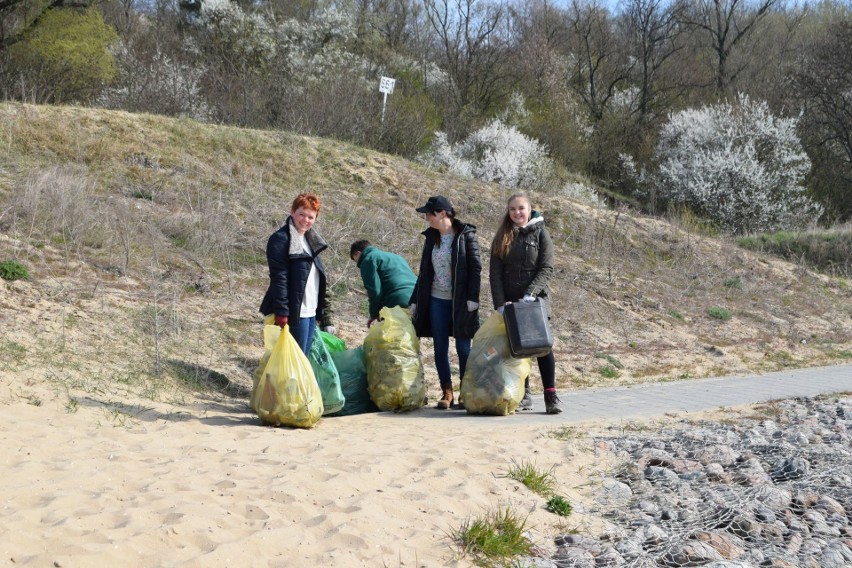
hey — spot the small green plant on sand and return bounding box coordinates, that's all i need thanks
[706,306,732,321]
[548,425,582,441]
[451,507,532,566]
[595,352,624,369]
[598,365,620,379]
[503,460,556,496]
[0,260,29,281]
[545,495,573,517]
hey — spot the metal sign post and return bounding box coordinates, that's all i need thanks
[379,76,396,125]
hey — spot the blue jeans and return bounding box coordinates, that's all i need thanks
[289,316,316,355]
[430,298,471,387]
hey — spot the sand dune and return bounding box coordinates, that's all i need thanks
[0,385,606,567]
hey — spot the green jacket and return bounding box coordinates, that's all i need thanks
[357,246,417,318]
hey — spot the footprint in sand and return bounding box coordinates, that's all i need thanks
[242,505,269,520]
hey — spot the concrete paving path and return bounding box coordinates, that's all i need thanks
[379,363,851,426]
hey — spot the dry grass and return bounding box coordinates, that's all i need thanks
[1,102,850,409]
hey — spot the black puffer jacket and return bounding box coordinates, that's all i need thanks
[489,213,555,308]
[259,216,333,329]
[410,220,481,339]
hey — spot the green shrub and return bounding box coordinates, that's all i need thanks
[595,352,624,369]
[8,7,119,103]
[736,229,852,277]
[503,461,556,497]
[707,306,732,321]
[724,276,742,289]
[598,366,620,379]
[0,260,29,281]
[545,495,573,517]
[452,507,532,564]
[669,309,685,321]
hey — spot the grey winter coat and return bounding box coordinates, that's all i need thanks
[489,213,555,308]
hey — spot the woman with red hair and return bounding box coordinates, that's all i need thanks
[260,193,334,354]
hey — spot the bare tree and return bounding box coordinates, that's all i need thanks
[564,0,633,121]
[350,0,422,52]
[424,0,512,131]
[793,17,852,221]
[506,0,571,104]
[621,0,686,116]
[681,0,781,95]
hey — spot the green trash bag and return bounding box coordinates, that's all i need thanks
[364,305,426,411]
[319,330,346,353]
[326,347,379,416]
[460,312,531,416]
[309,326,346,415]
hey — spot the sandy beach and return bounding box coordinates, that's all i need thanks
[0,380,610,568]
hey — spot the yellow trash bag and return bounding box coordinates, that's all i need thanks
[251,322,324,428]
[460,312,531,416]
[364,305,426,411]
[251,321,280,411]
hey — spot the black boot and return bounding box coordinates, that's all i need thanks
[544,391,563,415]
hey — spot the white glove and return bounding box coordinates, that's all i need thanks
[496,305,505,314]
[409,304,416,318]
[522,294,536,304]
[322,325,336,335]
[466,301,478,312]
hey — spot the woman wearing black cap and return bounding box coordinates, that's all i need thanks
[410,195,481,409]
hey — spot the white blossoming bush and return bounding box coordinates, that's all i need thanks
[561,181,606,207]
[419,119,553,190]
[198,0,276,64]
[276,9,362,86]
[100,41,209,121]
[655,95,822,234]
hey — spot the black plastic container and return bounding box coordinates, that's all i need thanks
[502,300,553,358]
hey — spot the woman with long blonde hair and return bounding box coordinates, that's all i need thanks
[490,193,562,414]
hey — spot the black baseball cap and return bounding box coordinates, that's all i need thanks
[416,195,454,214]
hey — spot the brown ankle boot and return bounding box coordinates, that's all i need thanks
[437,386,454,410]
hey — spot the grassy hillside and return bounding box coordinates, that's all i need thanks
[1,102,850,410]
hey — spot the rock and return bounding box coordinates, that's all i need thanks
[595,549,625,566]
[553,547,595,567]
[771,457,810,481]
[792,490,820,511]
[752,486,792,509]
[613,538,642,558]
[696,445,740,466]
[633,523,668,547]
[644,465,680,484]
[599,478,633,503]
[661,541,723,566]
[692,531,747,559]
[818,541,852,567]
[815,495,845,516]
[729,515,762,540]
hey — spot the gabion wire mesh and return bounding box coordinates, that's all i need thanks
[550,395,852,568]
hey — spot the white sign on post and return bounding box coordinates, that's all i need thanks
[379,76,396,125]
[379,76,396,94]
